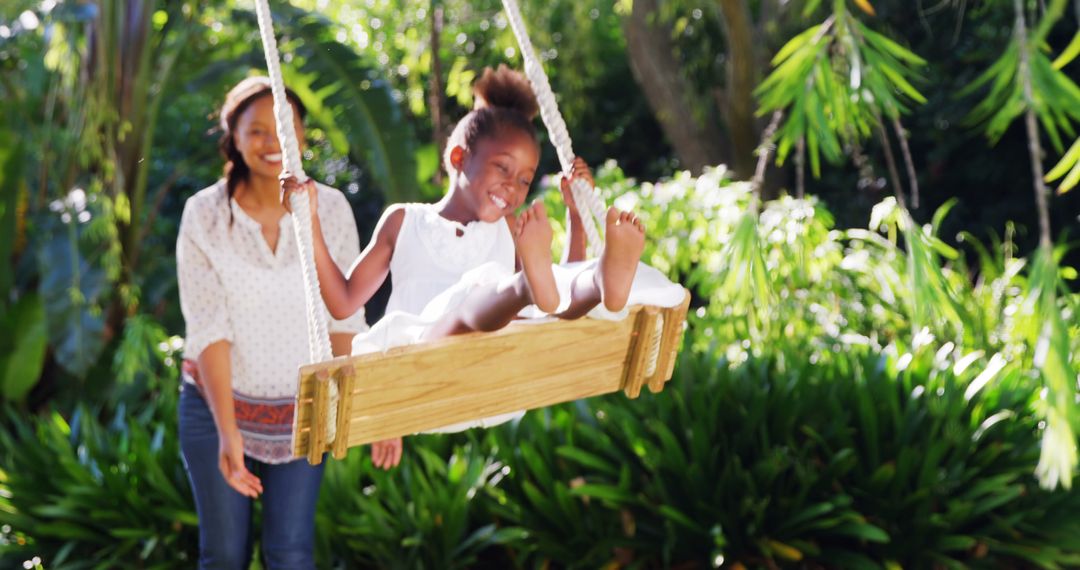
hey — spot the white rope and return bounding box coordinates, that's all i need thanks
[644,315,665,378]
[253,0,338,445]
[501,0,608,259]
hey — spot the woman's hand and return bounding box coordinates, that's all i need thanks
[219,429,263,497]
[559,157,595,218]
[279,173,319,216]
[371,437,403,470]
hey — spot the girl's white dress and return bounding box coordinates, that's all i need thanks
[352,203,685,432]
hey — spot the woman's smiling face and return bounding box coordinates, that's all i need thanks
[233,94,304,181]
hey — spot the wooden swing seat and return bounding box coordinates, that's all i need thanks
[292,290,691,464]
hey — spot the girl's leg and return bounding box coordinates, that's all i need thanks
[179,383,254,570]
[424,203,559,338]
[425,206,646,338]
[556,207,646,319]
[259,457,326,570]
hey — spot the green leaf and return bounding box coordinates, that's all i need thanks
[930,198,958,236]
[36,222,109,379]
[555,446,618,476]
[772,25,823,66]
[1045,137,1080,194]
[859,23,927,66]
[1052,30,1080,70]
[519,441,554,487]
[658,504,705,532]
[1,294,47,402]
[802,0,823,17]
[876,61,927,105]
[938,535,977,551]
[830,520,890,543]
[110,527,153,539]
[568,483,636,504]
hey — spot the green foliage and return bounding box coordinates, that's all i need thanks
[0,0,189,381]
[0,128,22,304]
[317,437,526,568]
[249,2,422,203]
[960,40,1080,152]
[485,410,632,566]
[544,162,1079,484]
[0,399,198,568]
[2,1,1080,565]
[2,163,1080,567]
[1026,247,1079,490]
[756,3,927,177]
[0,0,422,400]
[484,344,1080,568]
[33,212,108,379]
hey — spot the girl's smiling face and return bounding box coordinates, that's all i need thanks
[233,94,304,181]
[454,127,540,223]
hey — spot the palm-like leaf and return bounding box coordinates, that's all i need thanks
[756,5,926,178]
[242,2,421,203]
[1045,136,1080,194]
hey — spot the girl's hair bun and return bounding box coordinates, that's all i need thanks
[472,64,539,120]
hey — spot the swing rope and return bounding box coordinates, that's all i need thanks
[502,0,664,370]
[501,0,608,259]
[252,0,339,445]
[505,0,665,369]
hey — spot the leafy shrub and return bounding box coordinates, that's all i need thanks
[2,163,1078,568]
[509,345,1080,568]
[0,395,198,569]
[317,436,526,569]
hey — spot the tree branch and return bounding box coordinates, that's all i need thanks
[891,115,920,210]
[795,136,806,199]
[875,118,906,210]
[752,110,784,206]
[1015,0,1053,249]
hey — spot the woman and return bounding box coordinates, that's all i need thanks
[176,75,397,569]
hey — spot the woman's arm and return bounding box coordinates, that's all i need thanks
[175,201,261,497]
[196,342,262,497]
[283,178,405,320]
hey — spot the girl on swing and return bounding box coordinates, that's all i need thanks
[281,66,659,460]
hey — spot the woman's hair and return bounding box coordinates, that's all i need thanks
[443,65,539,172]
[218,76,307,222]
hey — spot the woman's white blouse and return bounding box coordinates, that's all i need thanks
[177,181,367,400]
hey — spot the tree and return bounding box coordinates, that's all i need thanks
[622,0,728,175]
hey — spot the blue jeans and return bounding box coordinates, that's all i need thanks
[179,382,324,569]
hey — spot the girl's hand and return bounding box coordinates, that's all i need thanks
[559,157,594,218]
[371,437,403,470]
[218,429,263,497]
[279,174,319,216]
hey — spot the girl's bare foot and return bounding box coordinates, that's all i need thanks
[597,207,645,311]
[513,202,560,313]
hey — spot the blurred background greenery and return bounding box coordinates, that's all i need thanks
[1,0,1079,567]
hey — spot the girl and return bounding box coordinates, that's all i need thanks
[282,66,657,442]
